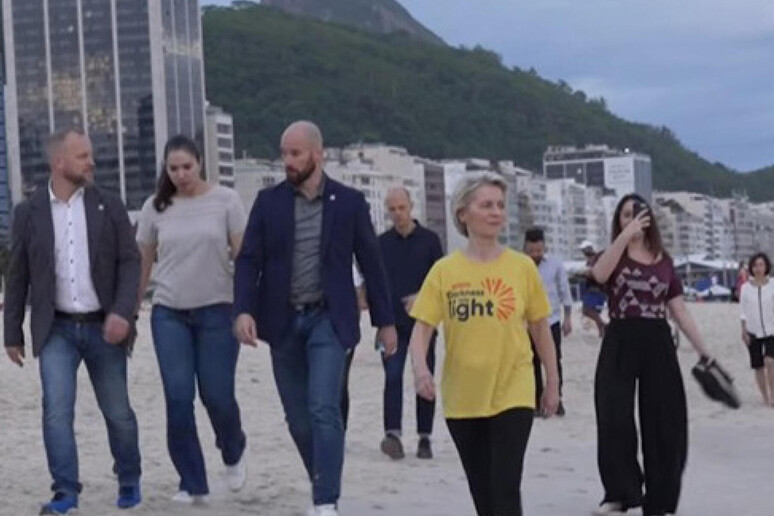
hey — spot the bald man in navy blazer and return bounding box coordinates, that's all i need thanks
[234,121,396,516]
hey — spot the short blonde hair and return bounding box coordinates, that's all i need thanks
[450,171,508,237]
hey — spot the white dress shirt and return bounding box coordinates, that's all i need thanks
[50,184,101,313]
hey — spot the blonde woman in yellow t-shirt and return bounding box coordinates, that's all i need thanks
[409,172,560,516]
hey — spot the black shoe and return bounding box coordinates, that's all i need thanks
[556,401,566,417]
[417,437,433,459]
[380,434,405,459]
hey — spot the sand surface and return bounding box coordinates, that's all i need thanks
[1,302,771,516]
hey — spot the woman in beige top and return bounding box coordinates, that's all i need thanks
[136,135,247,504]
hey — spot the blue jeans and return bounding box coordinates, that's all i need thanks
[39,318,141,496]
[151,304,246,495]
[271,309,347,505]
[383,327,436,435]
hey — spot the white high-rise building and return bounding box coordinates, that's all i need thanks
[3,0,207,209]
[325,144,426,236]
[655,192,733,260]
[654,198,705,259]
[543,145,652,202]
[515,170,562,255]
[205,104,235,186]
[233,157,284,210]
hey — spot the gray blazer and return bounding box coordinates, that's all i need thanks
[3,185,141,357]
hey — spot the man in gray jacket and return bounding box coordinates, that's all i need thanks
[4,128,142,515]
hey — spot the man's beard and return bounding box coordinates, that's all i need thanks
[286,157,316,186]
[63,168,91,187]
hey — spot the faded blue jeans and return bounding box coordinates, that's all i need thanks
[271,308,347,506]
[39,318,141,496]
[151,303,246,495]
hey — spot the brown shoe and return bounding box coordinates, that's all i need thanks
[380,434,404,459]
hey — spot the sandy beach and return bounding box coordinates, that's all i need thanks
[0,301,771,516]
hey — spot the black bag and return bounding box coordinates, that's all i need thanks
[691,357,741,409]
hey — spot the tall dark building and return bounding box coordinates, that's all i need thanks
[1,82,11,248]
[2,0,206,209]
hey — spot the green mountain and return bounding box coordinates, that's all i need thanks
[261,0,445,45]
[202,4,770,200]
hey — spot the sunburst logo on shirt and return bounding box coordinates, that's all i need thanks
[482,277,516,321]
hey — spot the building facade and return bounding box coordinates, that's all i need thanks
[2,0,207,209]
[1,84,11,248]
[205,104,235,186]
[543,144,652,202]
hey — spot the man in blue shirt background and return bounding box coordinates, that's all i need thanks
[524,227,573,416]
[377,187,443,460]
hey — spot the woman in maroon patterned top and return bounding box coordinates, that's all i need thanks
[589,194,712,516]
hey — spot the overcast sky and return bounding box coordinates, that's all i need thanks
[203,0,774,171]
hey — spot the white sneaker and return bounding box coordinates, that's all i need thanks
[312,505,338,516]
[171,491,209,505]
[224,451,248,492]
[592,502,625,515]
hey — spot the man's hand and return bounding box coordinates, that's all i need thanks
[376,325,398,357]
[235,314,259,346]
[103,313,130,345]
[742,332,751,347]
[562,319,572,337]
[6,346,25,367]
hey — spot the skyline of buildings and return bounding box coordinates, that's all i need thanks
[228,143,774,266]
[2,0,207,210]
[0,4,767,268]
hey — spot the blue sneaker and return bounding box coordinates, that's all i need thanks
[117,484,141,509]
[40,492,78,515]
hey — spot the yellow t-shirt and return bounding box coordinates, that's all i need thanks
[410,248,551,419]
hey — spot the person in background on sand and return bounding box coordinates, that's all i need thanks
[233,121,397,516]
[4,128,142,514]
[136,135,248,504]
[340,263,369,429]
[591,193,713,516]
[409,172,560,516]
[579,240,608,337]
[524,227,572,417]
[377,187,444,460]
[735,260,749,302]
[739,252,774,406]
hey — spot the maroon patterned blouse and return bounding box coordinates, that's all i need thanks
[605,252,683,319]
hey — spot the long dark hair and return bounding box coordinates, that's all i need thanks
[153,135,203,212]
[611,193,664,255]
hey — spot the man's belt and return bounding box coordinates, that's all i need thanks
[291,300,326,313]
[55,310,105,323]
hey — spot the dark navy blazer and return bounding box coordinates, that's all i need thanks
[234,176,394,348]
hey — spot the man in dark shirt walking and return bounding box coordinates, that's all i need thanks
[378,187,443,460]
[234,121,397,516]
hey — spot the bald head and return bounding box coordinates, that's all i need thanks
[280,120,324,187]
[386,187,412,205]
[386,186,414,234]
[281,120,323,151]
